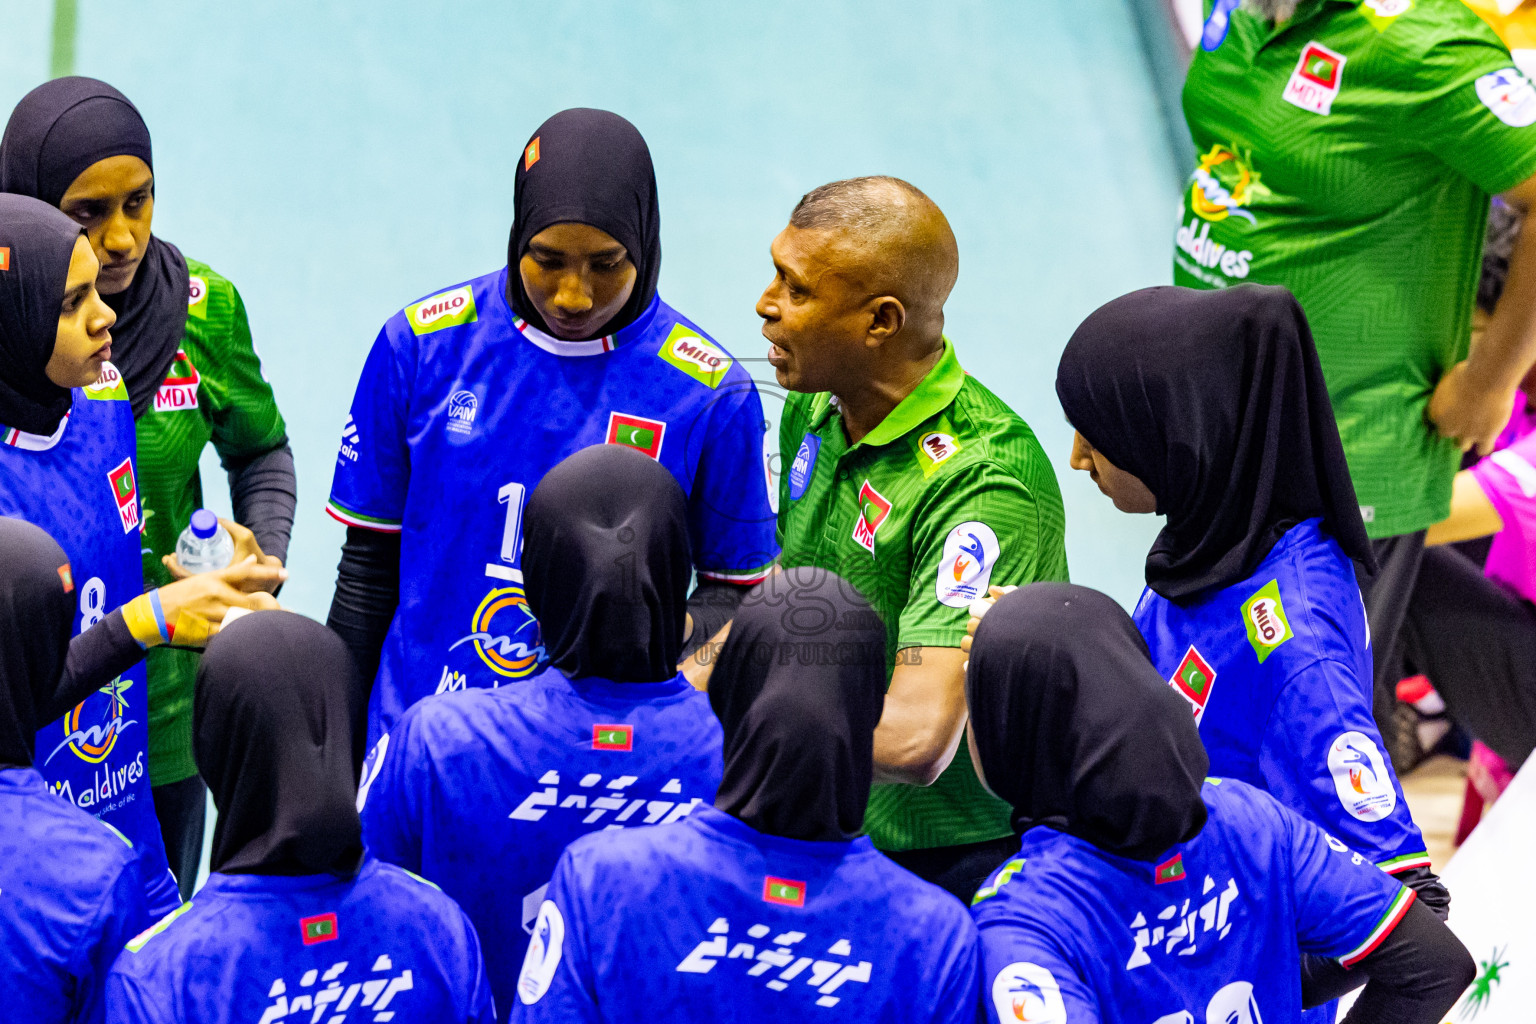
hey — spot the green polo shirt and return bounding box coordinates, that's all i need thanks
[1179,0,1536,537]
[776,339,1068,852]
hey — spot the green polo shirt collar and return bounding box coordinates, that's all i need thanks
[807,337,964,447]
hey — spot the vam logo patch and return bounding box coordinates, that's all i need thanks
[936,521,999,608]
[991,962,1067,1024]
[1328,730,1397,821]
[517,900,565,1005]
[1240,578,1293,663]
[446,389,478,436]
[788,433,821,500]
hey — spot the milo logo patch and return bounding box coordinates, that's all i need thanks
[1241,579,1293,664]
[657,323,732,388]
[407,286,478,336]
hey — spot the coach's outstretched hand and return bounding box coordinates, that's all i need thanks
[960,585,1017,657]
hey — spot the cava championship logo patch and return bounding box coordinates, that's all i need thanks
[300,912,338,946]
[1283,41,1347,116]
[518,900,565,1005]
[107,457,141,533]
[851,480,892,555]
[1169,645,1217,724]
[762,876,807,907]
[658,323,733,388]
[992,962,1067,1024]
[154,350,201,413]
[406,285,477,336]
[606,411,666,460]
[936,521,1000,608]
[1327,731,1397,822]
[1241,578,1293,663]
[1477,68,1536,128]
[592,724,633,751]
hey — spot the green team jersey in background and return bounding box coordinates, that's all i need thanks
[1179,0,1536,537]
[776,339,1068,851]
[139,258,288,784]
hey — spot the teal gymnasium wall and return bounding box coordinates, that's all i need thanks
[0,0,1177,619]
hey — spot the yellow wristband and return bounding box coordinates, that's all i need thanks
[122,593,169,648]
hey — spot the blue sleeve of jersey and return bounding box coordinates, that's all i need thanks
[454,903,496,1024]
[103,970,167,1024]
[509,851,601,1024]
[72,853,150,1024]
[976,920,1100,1024]
[1278,793,1418,966]
[327,323,412,531]
[688,381,778,583]
[932,919,985,1024]
[1258,660,1428,871]
[357,723,424,873]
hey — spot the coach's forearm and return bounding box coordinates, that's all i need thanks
[872,648,967,787]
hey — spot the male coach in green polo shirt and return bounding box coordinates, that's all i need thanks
[1179,0,1536,762]
[749,176,1065,901]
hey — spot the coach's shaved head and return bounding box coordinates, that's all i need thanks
[757,177,961,438]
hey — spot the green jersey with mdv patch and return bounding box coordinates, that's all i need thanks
[138,259,288,784]
[776,339,1068,851]
[1180,0,1536,537]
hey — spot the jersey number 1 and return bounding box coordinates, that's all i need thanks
[487,481,526,582]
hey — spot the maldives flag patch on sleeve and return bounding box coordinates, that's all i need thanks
[763,876,806,907]
[592,724,633,751]
[300,912,338,945]
[1169,645,1217,725]
[606,412,666,460]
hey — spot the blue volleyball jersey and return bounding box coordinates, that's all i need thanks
[328,271,779,745]
[0,767,150,1024]
[358,667,724,1021]
[104,857,494,1024]
[509,805,981,1024]
[1133,518,1429,873]
[971,779,1413,1024]
[0,364,179,917]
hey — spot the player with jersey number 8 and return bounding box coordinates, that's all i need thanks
[0,194,282,922]
[327,108,777,753]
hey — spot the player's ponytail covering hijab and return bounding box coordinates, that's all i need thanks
[195,612,364,875]
[1056,284,1374,601]
[0,518,77,769]
[0,194,81,436]
[709,569,886,843]
[967,583,1208,861]
[507,108,660,338]
[522,444,691,681]
[1,76,188,420]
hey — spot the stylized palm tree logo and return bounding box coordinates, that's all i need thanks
[1461,946,1508,1020]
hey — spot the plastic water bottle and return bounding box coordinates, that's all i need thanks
[176,508,234,574]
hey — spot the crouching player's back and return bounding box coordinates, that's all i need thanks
[511,569,981,1024]
[105,610,492,1024]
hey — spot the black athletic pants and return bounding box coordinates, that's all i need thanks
[884,836,1018,904]
[152,775,206,902]
[1400,544,1536,772]
[1356,532,1428,770]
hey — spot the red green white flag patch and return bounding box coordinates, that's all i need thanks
[606,412,666,460]
[1154,852,1186,885]
[592,724,633,751]
[300,912,338,945]
[851,480,892,554]
[762,876,806,907]
[1169,646,1216,725]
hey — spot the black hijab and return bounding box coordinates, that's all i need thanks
[1,76,188,419]
[967,583,1208,861]
[0,194,80,435]
[710,568,887,843]
[194,611,364,876]
[1056,284,1375,601]
[506,108,660,339]
[522,444,691,681]
[0,518,76,769]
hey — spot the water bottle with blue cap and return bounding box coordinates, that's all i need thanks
[175,508,235,574]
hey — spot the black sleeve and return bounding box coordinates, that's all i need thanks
[225,441,297,564]
[1341,898,1475,1024]
[1302,866,1453,1007]
[326,526,400,706]
[45,610,145,723]
[681,580,749,660]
